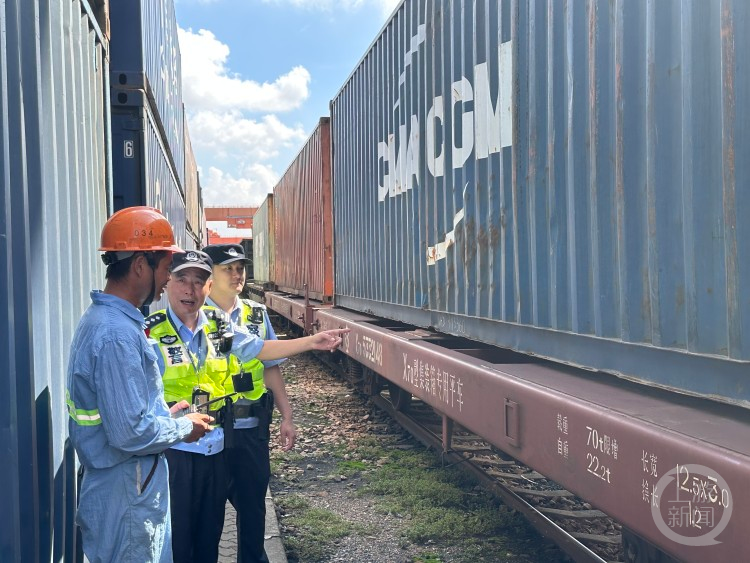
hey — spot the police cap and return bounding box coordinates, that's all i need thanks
[171,250,213,275]
[202,243,249,266]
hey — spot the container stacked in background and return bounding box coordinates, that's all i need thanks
[183,114,204,245]
[329,0,750,405]
[109,0,202,251]
[240,238,254,281]
[0,1,110,560]
[252,195,276,288]
[272,118,334,302]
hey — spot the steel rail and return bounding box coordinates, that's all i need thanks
[313,351,613,563]
[371,394,610,563]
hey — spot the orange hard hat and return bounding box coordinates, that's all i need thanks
[99,206,183,252]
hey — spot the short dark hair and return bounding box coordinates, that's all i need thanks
[105,251,169,281]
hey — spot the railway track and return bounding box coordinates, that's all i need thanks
[314,350,624,563]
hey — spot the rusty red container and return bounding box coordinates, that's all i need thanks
[273,118,333,302]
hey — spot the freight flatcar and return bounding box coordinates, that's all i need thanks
[1,0,203,559]
[262,0,750,561]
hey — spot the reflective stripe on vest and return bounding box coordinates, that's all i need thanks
[226,299,267,401]
[66,389,102,426]
[146,309,230,408]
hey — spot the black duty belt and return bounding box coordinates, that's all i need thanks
[231,391,273,419]
[232,403,256,420]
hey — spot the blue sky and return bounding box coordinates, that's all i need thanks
[174,0,401,208]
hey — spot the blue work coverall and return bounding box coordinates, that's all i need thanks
[67,291,195,562]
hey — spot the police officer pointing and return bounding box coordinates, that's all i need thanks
[149,248,348,562]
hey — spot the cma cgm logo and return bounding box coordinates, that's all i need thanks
[377,24,513,202]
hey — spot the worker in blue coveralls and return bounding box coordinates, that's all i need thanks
[203,243,296,563]
[66,207,214,563]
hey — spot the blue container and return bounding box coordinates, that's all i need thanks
[109,0,185,191]
[111,88,188,310]
[0,0,109,560]
[331,0,750,405]
[183,111,203,243]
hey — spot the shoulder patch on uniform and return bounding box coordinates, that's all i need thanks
[241,298,265,310]
[144,311,166,329]
[160,335,178,345]
[203,306,229,323]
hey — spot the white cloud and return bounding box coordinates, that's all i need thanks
[261,0,366,10]
[261,0,401,17]
[188,111,306,162]
[178,25,311,206]
[377,0,401,17]
[178,27,310,113]
[200,165,278,207]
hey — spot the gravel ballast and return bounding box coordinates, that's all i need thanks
[269,354,569,563]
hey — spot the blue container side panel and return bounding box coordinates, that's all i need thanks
[183,111,202,243]
[331,0,750,403]
[109,0,185,191]
[111,89,187,312]
[733,0,750,361]
[0,0,109,560]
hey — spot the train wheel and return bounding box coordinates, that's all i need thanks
[387,381,412,412]
[622,528,678,563]
[346,358,364,386]
[362,367,384,396]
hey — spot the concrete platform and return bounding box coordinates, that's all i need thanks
[218,488,287,563]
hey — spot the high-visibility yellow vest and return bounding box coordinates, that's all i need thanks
[225,299,267,401]
[145,308,231,410]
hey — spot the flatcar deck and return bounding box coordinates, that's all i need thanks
[267,291,750,563]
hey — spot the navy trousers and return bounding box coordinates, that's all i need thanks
[226,427,271,563]
[166,448,227,563]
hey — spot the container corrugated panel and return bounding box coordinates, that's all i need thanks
[185,229,200,252]
[109,0,185,190]
[183,111,201,241]
[111,88,188,312]
[240,238,254,280]
[0,0,109,559]
[252,195,275,285]
[331,0,750,405]
[274,118,334,302]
